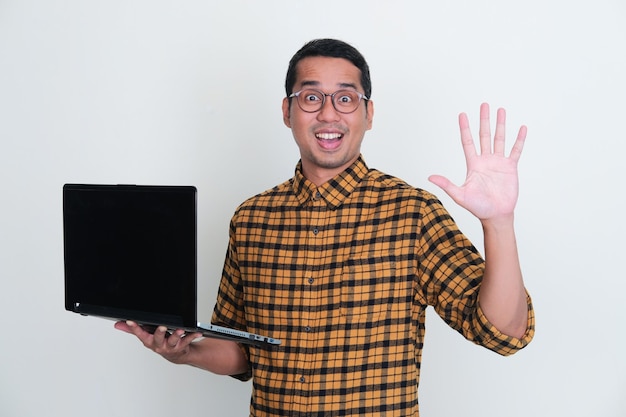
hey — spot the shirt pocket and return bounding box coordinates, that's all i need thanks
[341,258,398,323]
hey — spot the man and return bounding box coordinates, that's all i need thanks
[116,38,534,416]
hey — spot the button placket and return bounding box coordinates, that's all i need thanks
[294,186,326,413]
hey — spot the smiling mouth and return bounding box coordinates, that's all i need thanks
[315,132,343,140]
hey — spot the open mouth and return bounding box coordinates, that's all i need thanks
[315,132,343,140]
[315,132,343,150]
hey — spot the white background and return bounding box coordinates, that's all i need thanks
[1,1,625,416]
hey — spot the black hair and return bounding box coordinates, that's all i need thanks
[284,39,372,99]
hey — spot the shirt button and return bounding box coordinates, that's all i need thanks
[312,227,319,234]
[315,191,321,199]
[304,326,311,332]
[308,278,314,284]
[299,376,306,383]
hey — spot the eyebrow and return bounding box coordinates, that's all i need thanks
[299,80,359,91]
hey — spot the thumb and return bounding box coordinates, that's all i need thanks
[428,175,463,203]
[428,174,450,190]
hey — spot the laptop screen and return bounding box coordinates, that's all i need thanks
[63,184,197,328]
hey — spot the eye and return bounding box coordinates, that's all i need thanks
[336,92,355,104]
[304,91,323,102]
[337,94,353,103]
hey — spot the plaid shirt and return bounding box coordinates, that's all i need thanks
[212,156,534,416]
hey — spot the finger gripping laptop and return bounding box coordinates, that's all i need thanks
[63,183,280,347]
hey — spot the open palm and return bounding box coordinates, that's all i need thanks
[429,103,527,221]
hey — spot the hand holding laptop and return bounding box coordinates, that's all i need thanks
[114,320,202,364]
[114,320,250,375]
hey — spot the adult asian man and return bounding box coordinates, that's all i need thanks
[116,38,534,416]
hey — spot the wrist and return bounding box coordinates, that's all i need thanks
[481,213,515,232]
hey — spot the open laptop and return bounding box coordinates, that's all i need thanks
[63,183,280,347]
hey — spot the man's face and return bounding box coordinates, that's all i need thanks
[282,56,374,185]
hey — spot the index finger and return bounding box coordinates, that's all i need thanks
[458,111,477,160]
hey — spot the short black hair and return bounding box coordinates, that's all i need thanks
[284,39,372,99]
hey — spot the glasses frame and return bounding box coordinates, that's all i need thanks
[288,88,369,114]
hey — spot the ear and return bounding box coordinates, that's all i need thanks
[282,97,292,128]
[366,99,374,130]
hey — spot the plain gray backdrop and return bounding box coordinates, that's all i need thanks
[1,1,624,416]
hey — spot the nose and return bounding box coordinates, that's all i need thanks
[316,95,340,122]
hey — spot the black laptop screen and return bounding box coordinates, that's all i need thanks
[63,184,197,328]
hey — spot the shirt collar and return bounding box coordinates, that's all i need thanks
[292,155,369,209]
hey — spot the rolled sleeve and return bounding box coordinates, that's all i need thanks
[470,291,535,356]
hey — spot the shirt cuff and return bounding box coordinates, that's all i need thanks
[473,292,535,356]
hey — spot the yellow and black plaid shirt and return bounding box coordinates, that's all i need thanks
[212,156,534,416]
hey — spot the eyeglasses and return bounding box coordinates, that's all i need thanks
[288,89,369,114]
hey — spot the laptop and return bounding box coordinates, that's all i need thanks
[63,183,280,347]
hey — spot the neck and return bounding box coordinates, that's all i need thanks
[301,158,357,186]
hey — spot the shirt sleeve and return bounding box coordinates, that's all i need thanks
[416,193,534,355]
[472,291,535,355]
[210,217,253,381]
